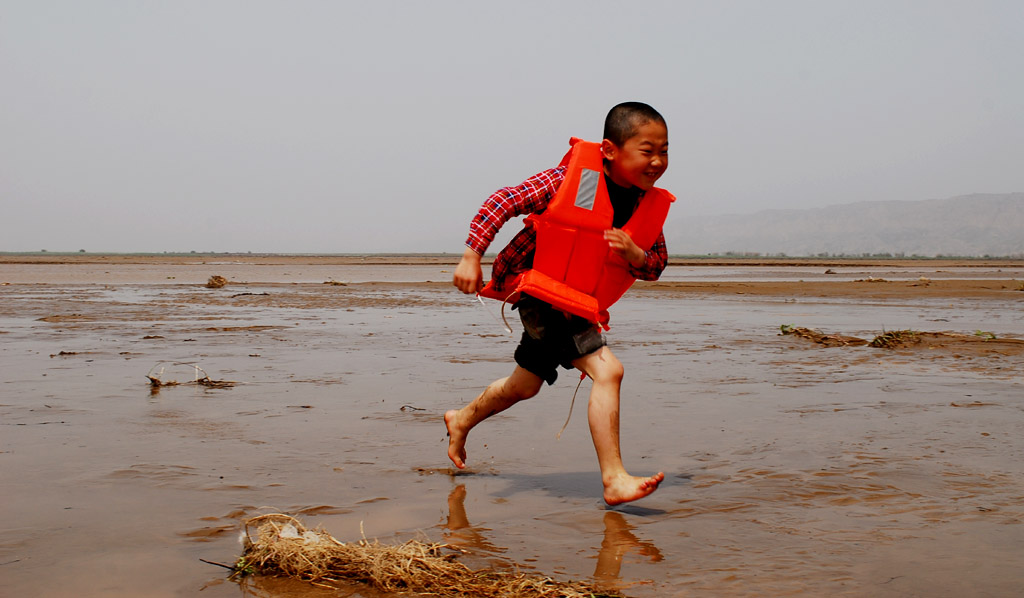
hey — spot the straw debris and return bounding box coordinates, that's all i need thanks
[206,275,229,288]
[853,276,889,283]
[236,513,625,598]
[869,330,920,349]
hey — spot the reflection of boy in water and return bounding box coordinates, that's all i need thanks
[447,102,669,505]
[442,485,662,586]
[594,511,663,583]
[442,484,505,556]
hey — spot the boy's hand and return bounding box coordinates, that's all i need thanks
[604,229,645,268]
[453,247,484,294]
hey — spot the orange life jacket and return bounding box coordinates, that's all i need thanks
[479,137,675,329]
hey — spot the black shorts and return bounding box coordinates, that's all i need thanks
[513,295,606,385]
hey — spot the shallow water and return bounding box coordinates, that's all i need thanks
[1,276,1022,597]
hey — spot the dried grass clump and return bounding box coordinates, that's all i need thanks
[238,514,623,598]
[206,275,229,288]
[869,330,920,349]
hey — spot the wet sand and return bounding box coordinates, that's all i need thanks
[1,256,1022,597]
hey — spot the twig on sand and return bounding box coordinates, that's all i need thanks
[199,558,236,571]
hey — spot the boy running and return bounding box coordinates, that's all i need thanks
[447,102,671,505]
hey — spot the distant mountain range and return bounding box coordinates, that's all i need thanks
[665,193,1024,257]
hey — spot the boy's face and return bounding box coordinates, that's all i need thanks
[601,120,669,191]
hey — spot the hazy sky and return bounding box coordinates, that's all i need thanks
[2,1,1022,253]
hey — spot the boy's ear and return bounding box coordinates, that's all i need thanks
[601,139,618,161]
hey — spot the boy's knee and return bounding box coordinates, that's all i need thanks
[514,377,543,399]
[590,355,624,385]
[505,371,543,399]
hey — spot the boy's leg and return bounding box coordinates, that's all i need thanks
[573,346,664,505]
[445,365,544,469]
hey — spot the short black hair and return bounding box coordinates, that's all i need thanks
[603,102,666,147]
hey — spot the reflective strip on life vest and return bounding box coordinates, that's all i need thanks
[574,168,601,210]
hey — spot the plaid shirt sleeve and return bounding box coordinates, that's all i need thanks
[465,167,566,255]
[628,230,668,281]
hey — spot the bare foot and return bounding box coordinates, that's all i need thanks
[603,472,664,505]
[444,410,468,469]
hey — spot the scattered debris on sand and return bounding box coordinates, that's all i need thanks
[950,401,999,408]
[37,313,91,322]
[781,325,1024,354]
[232,513,625,598]
[146,362,235,391]
[206,275,228,288]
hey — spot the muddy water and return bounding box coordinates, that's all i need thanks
[1,275,1022,597]
[1,260,1022,285]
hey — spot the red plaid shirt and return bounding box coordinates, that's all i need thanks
[466,166,669,293]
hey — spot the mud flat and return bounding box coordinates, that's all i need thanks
[0,257,1022,597]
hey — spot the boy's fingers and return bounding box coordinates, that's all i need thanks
[452,259,483,294]
[453,274,481,294]
[604,229,645,266]
[604,229,633,248]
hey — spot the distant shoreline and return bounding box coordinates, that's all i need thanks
[2,253,1023,269]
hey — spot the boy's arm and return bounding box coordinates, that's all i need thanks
[464,167,565,256]
[454,167,565,295]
